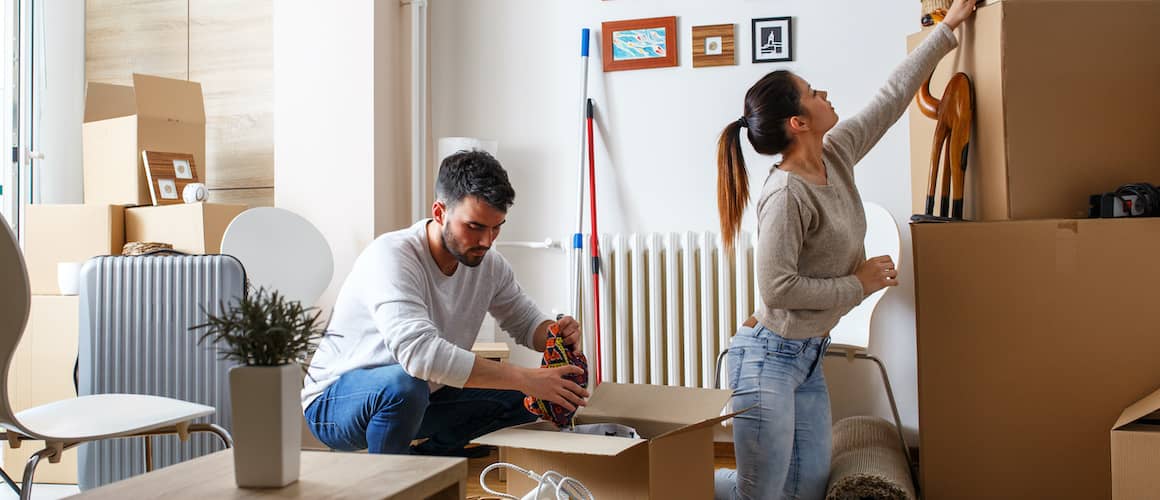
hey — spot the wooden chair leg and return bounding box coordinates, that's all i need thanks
[144,436,154,472]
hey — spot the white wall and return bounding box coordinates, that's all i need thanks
[275,1,411,313]
[431,0,927,443]
[275,0,377,311]
[38,0,84,204]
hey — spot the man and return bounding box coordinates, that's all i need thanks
[302,150,588,455]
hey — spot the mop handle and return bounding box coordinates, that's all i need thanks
[586,98,603,386]
[571,28,591,323]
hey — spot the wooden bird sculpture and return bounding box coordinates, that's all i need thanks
[916,72,973,220]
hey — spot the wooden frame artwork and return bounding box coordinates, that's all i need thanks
[692,24,735,68]
[751,17,794,64]
[601,16,678,72]
[142,151,200,206]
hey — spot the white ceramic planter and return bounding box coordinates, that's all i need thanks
[229,364,302,488]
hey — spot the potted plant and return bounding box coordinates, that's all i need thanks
[193,287,324,488]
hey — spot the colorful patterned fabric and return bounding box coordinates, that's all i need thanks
[523,323,589,427]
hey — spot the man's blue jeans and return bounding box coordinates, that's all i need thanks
[304,364,536,454]
[714,325,833,500]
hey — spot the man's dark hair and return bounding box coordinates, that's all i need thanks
[435,150,516,212]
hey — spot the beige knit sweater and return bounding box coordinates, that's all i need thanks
[753,23,958,339]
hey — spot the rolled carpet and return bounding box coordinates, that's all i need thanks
[826,416,916,500]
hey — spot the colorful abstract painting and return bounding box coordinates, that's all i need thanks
[611,28,667,61]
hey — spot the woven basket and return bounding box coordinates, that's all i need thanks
[122,241,174,256]
[922,0,953,14]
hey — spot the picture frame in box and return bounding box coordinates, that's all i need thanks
[142,151,200,206]
[602,16,678,72]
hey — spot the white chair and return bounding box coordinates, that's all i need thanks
[824,201,915,486]
[220,207,333,307]
[713,201,913,483]
[0,219,232,500]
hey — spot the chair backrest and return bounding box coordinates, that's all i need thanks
[0,217,32,433]
[220,207,333,307]
[829,201,901,350]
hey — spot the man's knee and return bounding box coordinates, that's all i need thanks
[371,366,430,415]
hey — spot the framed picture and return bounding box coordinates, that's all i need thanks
[751,17,793,63]
[142,151,201,206]
[601,16,678,72]
[692,24,735,68]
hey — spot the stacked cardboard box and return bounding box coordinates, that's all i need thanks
[907,2,1160,499]
[5,74,246,484]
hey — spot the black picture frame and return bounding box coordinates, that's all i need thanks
[751,17,793,63]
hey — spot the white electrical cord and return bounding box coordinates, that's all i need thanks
[480,462,595,500]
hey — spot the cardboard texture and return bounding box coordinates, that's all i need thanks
[3,296,80,484]
[907,0,1160,221]
[1111,387,1160,500]
[124,202,246,255]
[913,218,1160,499]
[473,383,733,499]
[24,204,125,295]
[83,74,206,206]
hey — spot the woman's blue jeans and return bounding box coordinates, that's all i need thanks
[715,325,833,500]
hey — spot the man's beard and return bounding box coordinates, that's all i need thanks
[441,225,487,267]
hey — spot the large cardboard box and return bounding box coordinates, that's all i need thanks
[24,204,124,295]
[83,74,205,206]
[913,218,1160,499]
[1111,387,1160,500]
[474,383,733,499]
[125,202,246,255]
[907,0,1160,221]
[3,296,80,484]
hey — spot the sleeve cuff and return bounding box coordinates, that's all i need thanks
[839,275,865,308]
[442,348,477,388]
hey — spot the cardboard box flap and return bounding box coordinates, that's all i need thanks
[471,423,646,457]
[578,383,732,427]
[1114,386,1160,430]
[652,410,742,441]
[131,74,205,123]
[84,82,136,122]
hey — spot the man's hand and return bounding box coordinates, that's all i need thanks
[555,315,583,354]
[519,365,589,412]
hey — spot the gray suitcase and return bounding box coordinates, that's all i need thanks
[76,254,244,490]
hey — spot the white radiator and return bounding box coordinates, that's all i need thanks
[574,231,759,389]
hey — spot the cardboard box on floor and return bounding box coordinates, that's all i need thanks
[3,296,81,484]
[474,383,733,499]
[907,0,1160,221]
[24,204,124,295]
[1111,387,1160,500]
[125,203,246,254]
[912,218,1160,500]
[83,74,205,206]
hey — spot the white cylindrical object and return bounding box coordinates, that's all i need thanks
[57,261,81,295]
[437,137,498,166]
[182,183,207,203]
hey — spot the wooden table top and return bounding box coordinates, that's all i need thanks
[67,449,467,499]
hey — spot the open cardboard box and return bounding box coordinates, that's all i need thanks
[474,383,735,499]
[83,74,206,206]
[1111,387,1160,500]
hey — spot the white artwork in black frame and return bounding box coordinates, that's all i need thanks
[751,17,793,63]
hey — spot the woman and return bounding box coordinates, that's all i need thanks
[714,1,977,498]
